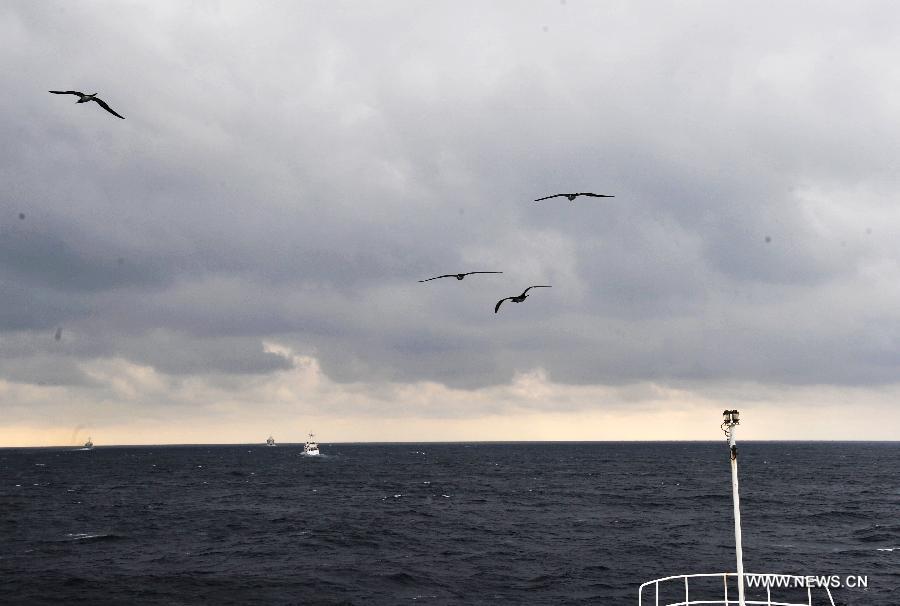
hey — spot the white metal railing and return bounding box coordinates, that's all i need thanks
[638,573,837,606]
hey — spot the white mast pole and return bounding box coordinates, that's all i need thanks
[724,410,746,606]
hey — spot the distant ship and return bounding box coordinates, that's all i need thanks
[83,437,93,450]
[266,435,276,447]
[304,433,320,456]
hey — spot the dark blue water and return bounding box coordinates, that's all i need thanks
[0,442,897,604]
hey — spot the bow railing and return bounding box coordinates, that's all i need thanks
[638,572,837,606]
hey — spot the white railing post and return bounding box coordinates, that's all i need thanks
[684,576,689,605]
[724,572,730,605]
[731,435,746,606]
[723,410,746,606]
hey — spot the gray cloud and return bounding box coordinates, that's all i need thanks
[2,0,900,416]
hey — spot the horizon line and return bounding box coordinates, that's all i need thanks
[3,438,898,449]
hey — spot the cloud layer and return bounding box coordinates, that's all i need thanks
[2,2,900,439]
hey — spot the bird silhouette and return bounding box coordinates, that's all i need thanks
[534,192,614,202]
[49,91,125,119]
[494,285,551,313]
[419,271,502,282]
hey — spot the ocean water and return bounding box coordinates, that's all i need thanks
[0,442,897,605]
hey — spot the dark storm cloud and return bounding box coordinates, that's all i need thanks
[0,354,97,387]
[0,222,167,293]
[117,334,296,376]
[2,0,900,407]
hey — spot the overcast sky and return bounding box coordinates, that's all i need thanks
[2,1,900,445]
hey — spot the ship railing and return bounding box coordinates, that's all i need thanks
[638,572,836,606]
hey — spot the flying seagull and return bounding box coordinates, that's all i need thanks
[49,91,125,119]
[534,192,614,202]
[494,285,551,313]
[419,271,502,282]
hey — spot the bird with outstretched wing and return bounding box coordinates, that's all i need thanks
[49,91,125,119]
[534,192,614,202]
[494,285,551,313]
[419,271,502,283]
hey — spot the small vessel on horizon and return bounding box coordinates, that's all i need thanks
[304,433,320,456]
[83,437,93,450]
[266,435,276,447]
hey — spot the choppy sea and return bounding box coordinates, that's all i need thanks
[0,442,897,604]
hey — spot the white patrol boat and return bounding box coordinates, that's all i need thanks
[304,433,320,456]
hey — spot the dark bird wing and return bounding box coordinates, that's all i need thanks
[494,297,512,313]
[534,194,565,202]
[49,90,84,96]
[418,274,455,282]
[466,271,503,276]
[577,193,615,198]
[91,97,125,119]
[521,285,552,296]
